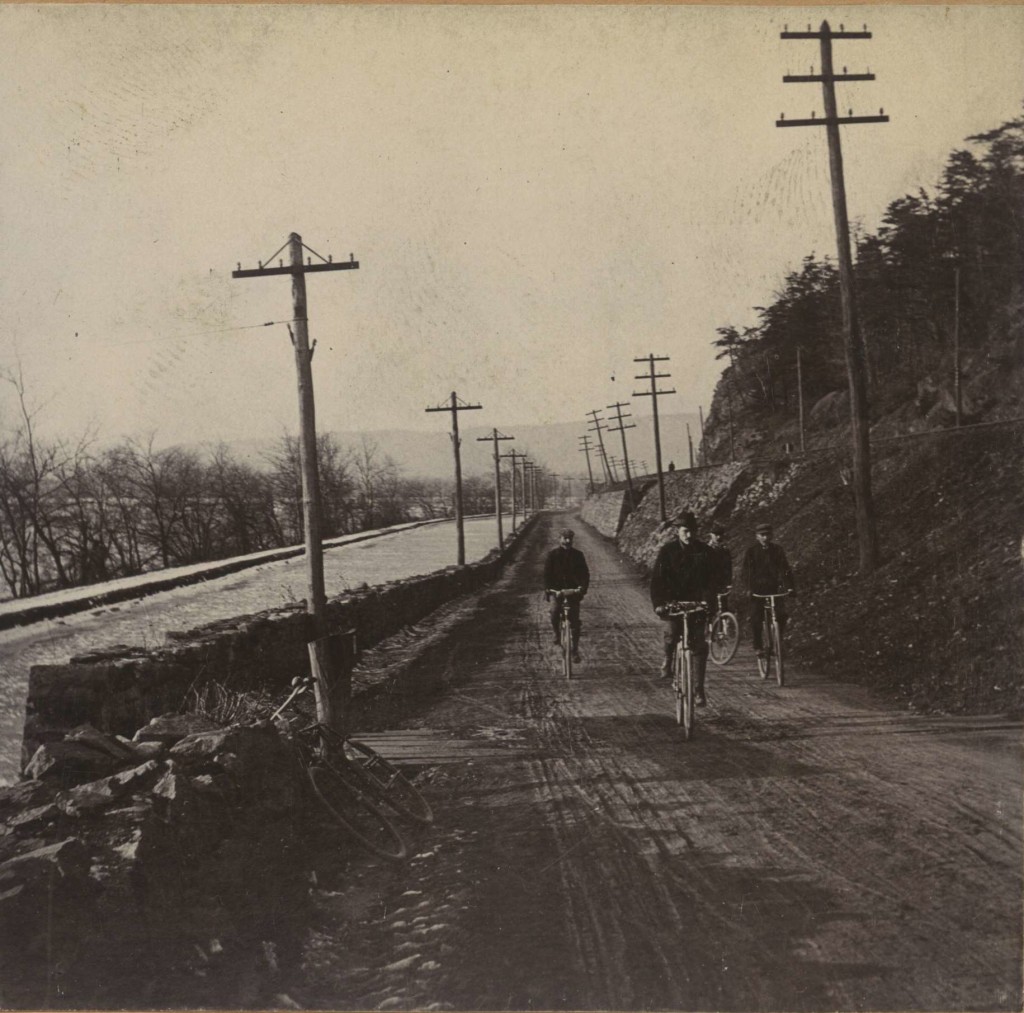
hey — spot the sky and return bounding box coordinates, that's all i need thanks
[0,4,1022,450]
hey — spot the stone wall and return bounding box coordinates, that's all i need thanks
[24,519,537,770]
[579,489,631,538]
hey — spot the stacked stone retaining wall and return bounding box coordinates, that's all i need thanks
[23,518,538,770]
[579,489,631,538]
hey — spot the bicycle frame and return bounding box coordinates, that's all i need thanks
[752,591,789,686]
[664,600,706,739]
[547,588,582,679]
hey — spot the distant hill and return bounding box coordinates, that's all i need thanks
[213,412,703,481]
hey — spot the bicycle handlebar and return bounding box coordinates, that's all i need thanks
[751,591,793,600]
[546,588,582,598]
[663,600,707,615]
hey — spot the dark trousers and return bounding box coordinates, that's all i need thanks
[750,598,788,650]
[550,598,582,645]
[661,614,708,665]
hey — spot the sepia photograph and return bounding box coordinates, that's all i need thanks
[0,3,1021,1009]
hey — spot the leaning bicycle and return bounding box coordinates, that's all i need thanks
[752,591,790,687]
[270,677,432,861]
[547,587,582,679]
[664,600,707,740]
[708,586,740,666]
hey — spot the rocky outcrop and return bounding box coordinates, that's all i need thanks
[2,718,310,1010]
[616,464,751,570]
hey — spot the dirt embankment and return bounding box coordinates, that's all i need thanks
[612,425,1024,717]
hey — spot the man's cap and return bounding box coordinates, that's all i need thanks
[673,511,698,531]
[710,522,727,537]
[755,522,773,534]
[560,528,575,540]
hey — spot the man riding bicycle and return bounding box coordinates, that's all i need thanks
[741,522,796,661]
[650,511,713,705]
[543,528,590,663]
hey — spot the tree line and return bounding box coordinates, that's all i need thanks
[709,111,1024,432]
[0,371,532,599]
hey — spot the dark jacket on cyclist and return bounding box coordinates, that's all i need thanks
[544,545,590,595]
[741,541,794,595]
[742,533,795,652]
[544,536,590,649]
[650,538,713,611]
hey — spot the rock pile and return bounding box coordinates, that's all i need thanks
[1,715,312,1009]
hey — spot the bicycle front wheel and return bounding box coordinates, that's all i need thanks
[710,612,740,666]
[307,761,408,861]
[562,614,573,679]
[317,725,434,826]
[681,650,695,740]
[757,620,771,680]
[772,620,785,687]
[343,737,434,826]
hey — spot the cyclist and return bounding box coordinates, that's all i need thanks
[741,522,796,661]
[650,511,713,705]
[543,528,590,663]
[706,522,733,618]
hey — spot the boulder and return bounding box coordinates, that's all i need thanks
[23,740,123,786]
[133,713,221,746]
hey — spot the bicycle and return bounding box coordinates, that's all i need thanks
[269,677,433,861]
[546,587,582,679]
[708,587,740,666]
[752,591,791,687]
[663,601,707,740]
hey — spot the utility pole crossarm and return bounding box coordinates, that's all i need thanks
[232,261,359,278]
[778,114,889,127]
[781,27,872,40]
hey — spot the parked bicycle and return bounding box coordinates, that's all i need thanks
[664,600,707,740]
[269,676,433,861]
[546,587,582,679]
[708,586,740,666]
[752,591,790,686]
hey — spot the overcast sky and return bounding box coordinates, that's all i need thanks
[1,4,1022,450]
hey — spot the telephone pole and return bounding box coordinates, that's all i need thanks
[426,391,482,565]
[686,423,695,469]
[586,409,613,486]
[698,406,706,465]
[232,232,358,731]
[633,353,675,522]
[778,19,887,573]
[578,434,596,495]
[477,428,514,549]
[501,448,525,531]
[607,401,637,508]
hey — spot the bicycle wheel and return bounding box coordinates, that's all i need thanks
[772,620,785,687]
[562,614,573,679]
[681,650,695,741]
[307,760,408,861]
[317,725,434,826]
[709,612,740,666]
[673,643,685,727]
[757,620,771,680]
[343,738,434,826]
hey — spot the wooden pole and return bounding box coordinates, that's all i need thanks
[819,22,879,571]
[797,346,806,452]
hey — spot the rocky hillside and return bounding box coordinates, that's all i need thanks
[617,399,1023,717]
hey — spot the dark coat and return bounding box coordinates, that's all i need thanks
[544,545,590,594]
[650,538,713,609]
[741,541,795,595]
[708,543,733,593]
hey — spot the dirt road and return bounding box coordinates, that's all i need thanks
[287,513,1022,1012]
